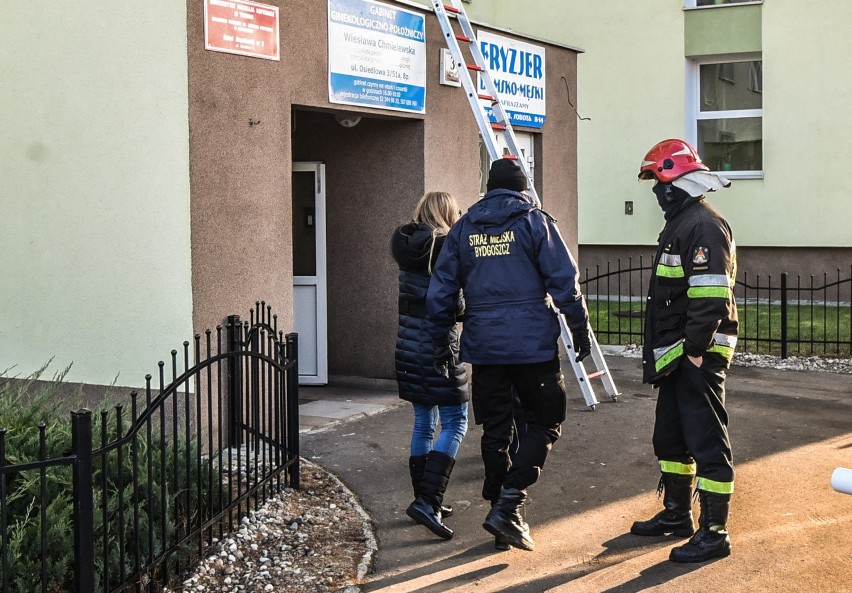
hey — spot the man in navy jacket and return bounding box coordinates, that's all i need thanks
[426,158,590,551]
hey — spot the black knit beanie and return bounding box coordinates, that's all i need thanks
[486,158,528,192]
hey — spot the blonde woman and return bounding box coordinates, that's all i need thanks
[390,191,468,540]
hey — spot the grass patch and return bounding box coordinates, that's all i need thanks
[586,299,852,357]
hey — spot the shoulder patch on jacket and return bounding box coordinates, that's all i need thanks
[692,245,710,265]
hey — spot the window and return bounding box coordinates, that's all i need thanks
[688,56,763,177]
[685,0,760,7]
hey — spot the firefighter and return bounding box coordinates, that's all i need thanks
[426,157,591,551]
[631,138,738,563]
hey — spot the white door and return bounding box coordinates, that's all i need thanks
[479,131,535,195]
[292,163,328,385]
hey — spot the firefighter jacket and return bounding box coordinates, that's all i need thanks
[426,189,588,365]
[643,197,739,384]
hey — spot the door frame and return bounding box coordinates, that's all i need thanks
[293,162,328,385]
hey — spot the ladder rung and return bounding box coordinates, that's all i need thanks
[477,93,496,102]
[443,4,461,13]
[587,370,605,380]
[502,154,518,160]
[455,34,472,43]
[467,64,483,72]
[491,123,506,131]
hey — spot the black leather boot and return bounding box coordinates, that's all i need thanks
[489,500,514,551]
[406,451,455,540]
[483,488,534,551]
[631,473,695,537]
[409,455,452,517]
[670,491,731,563]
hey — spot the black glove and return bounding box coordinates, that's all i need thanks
[571,326,592,363]
[433,343,458,378]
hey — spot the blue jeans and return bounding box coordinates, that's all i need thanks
[411,402,469,459]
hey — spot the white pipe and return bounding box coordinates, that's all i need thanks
[831,468,852,495]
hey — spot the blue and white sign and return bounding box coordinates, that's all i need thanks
[477,31,546,129]
[328,0,426,114]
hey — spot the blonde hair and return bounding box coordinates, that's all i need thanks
[413,191,461,235]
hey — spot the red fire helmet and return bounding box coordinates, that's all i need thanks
[638,138,709,183]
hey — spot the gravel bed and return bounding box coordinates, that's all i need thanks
[616,344,852,374]
[169,459,376,593]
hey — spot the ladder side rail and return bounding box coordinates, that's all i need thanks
[558,311,599,409]
[458,22,540,204]
[437,1,539,204]
[432,2,504,162]
[437,1,612,405]
[588,327,620,400]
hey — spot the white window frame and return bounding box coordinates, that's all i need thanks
[683,0,763,9]
[686,53,763,179]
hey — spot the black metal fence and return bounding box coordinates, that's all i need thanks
[583,258,852,358]
[0,302,299,593]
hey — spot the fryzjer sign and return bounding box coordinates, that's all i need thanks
[328,0,426,114]
[204,0,280,61]
[477,31,546,129]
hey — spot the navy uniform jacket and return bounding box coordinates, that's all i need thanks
[643,198,739,384]
[426,189,588,365]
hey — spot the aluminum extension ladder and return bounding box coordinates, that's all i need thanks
[433,0,619,409]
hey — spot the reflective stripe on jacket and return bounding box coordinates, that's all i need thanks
[642,198,739,384]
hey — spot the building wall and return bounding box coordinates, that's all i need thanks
[457,1,850,273]
[0,3,193,386]
[188,0,580,381]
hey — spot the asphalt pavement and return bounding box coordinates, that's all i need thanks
[300,352,852,593]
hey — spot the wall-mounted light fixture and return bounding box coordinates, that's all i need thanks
[335,114,362,128]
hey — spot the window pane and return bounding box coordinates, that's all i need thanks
[699,61,762,111]
[698,117,762,171]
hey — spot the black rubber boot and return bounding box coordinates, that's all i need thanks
[670,491,732,563]
[483,488,534,551]
[631,473,695,537]
[405,451,455,540]
[409,455,452,517]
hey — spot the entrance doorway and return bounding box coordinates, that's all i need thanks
[292,162,328,385]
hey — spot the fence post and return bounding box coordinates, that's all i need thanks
[71,410,95,593]
[285,333,300,489]
[227,315,242,448]
[780,272,788,359]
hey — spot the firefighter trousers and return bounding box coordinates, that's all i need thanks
[653,357,734,486]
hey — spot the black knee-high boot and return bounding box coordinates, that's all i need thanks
[408,455,453,517]
[670,491,731,563]
[631,473,695,537]
[406,451,456,540]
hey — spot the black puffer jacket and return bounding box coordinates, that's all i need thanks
[391,222,468,405]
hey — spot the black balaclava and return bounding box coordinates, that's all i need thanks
[652,182,692,220]
[486,158,528,192]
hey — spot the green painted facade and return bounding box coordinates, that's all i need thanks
[411,0,852,249]
[0,3,193,385]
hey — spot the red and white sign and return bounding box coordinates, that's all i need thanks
[204,0,280,61]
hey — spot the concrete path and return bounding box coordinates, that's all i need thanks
[301,355,852,593]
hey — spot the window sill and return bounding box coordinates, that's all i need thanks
[714,170,763,180]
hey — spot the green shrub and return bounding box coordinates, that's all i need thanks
[0,363,219,592]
